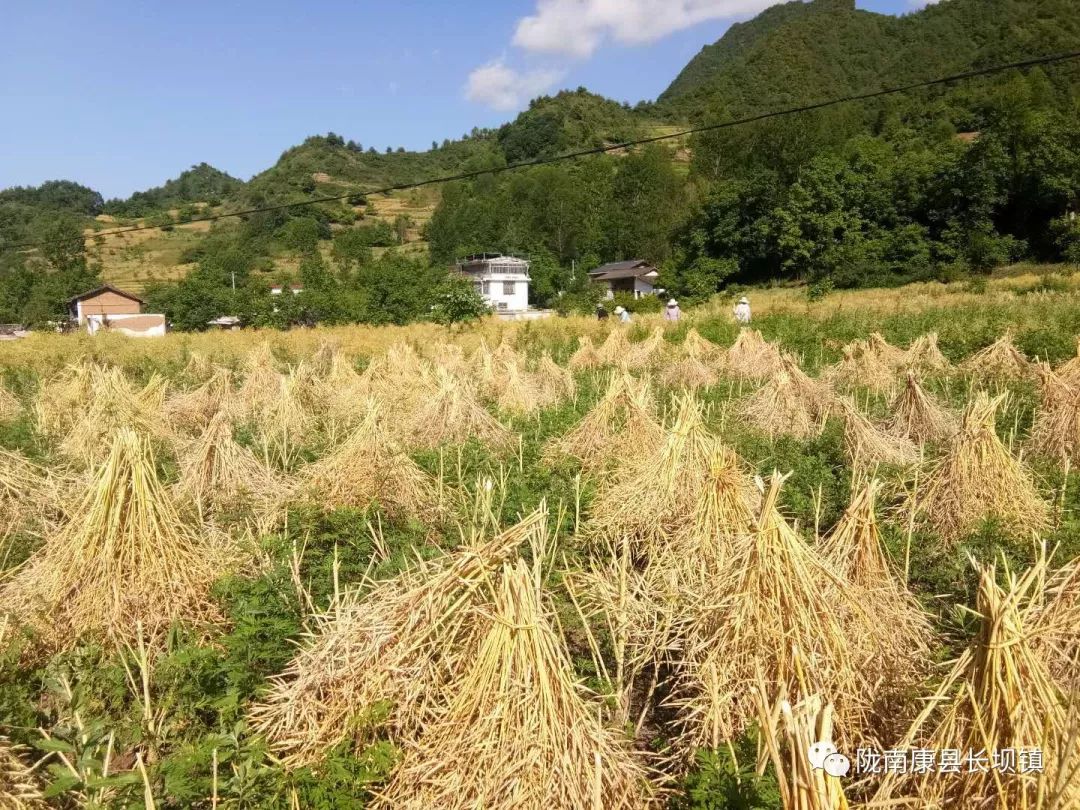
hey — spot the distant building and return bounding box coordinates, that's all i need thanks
[270,284,304,295]
[454,253,530,314]
[67,285,166,337]
[588,260,660,299]
[207,315,242,330]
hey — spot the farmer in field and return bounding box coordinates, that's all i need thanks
[733,296,751,325]
[664,299,681,322]
[614,305,631,324]
[596,304,608,321]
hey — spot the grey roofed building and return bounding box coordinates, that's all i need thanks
[588,259,660,299]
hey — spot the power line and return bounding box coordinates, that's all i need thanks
[5,48,1080,255]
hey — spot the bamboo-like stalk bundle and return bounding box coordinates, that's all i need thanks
[0,739,45,809]
[374,559,655,809]
[542,371,663,473]
[249,509,548,768]
[886,372,957,445]
[0,450,58,549]
[726,328,785,380]
[836,397,920,469]
[1033,554,1080,691]
[568,336,603,370]
[34,362,96,436]
[1028,366,1080,464]
[904,332,951,374]
[961,330,1034,382]
[754,687,851,810]
[873,558,1080,809]
[909,393,1050,542]
[296,405,448,520]
[0,429,240,650]
[666,474,885,755]
[164,366,233,433]
[586,394,720,557]
[175,411,286,531]
[251,372,314,469]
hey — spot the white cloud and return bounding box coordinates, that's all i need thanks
[465,60,565,110]
[512,0,781,57]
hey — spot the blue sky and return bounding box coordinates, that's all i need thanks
[1,0,919,199]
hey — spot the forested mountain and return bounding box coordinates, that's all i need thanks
[3,0,1080,328]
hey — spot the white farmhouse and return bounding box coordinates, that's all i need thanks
[454,253,530,314]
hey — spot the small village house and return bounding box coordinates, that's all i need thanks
[270,284,304,295]
[67,285,166,337]
[588,260,661,299]
[454,253,530,315]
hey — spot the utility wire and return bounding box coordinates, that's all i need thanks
[5,48,1080,255]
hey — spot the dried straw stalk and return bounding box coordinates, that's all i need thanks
[0,429,240,650]
[873,558,1080,809]
[34,362,96,437]
[0,387,20,423]
[249,509,548,768]
[666,474,884,755]
[542,371,662,474]
[836,397,920,470]
[658,352,719,391]
[0,739,45,809]
[1055,338,1080,385]
[296,405,449,520]
[536,353,577,402]
[726,329,785,380]
[568,336,603,370]
[909,393,1050,542]
[886,372,957,445]
[867,332,907,369]
[597,329,633,367]
[681,328,724,365]
[623,327,666,370]
[1028,366,1080,464]
[754,687,851,810]
[163,365,233,433]
[0,449,72,552]
[824,341,898,394]
[1033,553,1080,691]
[394,365,515,452]
[374,559,655,810]
[904,332,951,374]
[961,330,1034,382]
[739,363,830,441]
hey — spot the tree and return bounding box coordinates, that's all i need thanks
[430,276,490,325]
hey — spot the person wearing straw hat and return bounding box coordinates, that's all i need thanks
[733,296,751,325]
[664,298,681,322]
[595,304,608,321]
[613,305,631,324]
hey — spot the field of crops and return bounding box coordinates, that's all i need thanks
[1,285,1079,808]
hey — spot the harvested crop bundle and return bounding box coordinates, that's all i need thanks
[296,405,448,520]
[824,340,898,394]
[755,689,852,810]
[836,397,919,469]
[1056,338,1080,385]
[0,739,45,809]
[494,360,546,415]
[739,365,826,440]
[249,509,547,768]
[429,342,469,377]
[542,371,662,473]
[181,351,215,383]
[374,559,654,810]
[586,394,719,557]
[681,328,724,365]
[0,449,66,550]
[1033,553,1080,690]
[726,328,784,380]
[34,362,96,436]
[904,332,951,374]
[623,327,666,370]
[873,559,1080,809]
[667,475,884,754]
[233,343,282,418]
[1028,366,1080,464]
[658,353,719,391]
[908,393,1050,542]
[867,332,907,369]
[58,369,172,465]
[597,328,633,366]
[0,429,239,650]
[885,372,957,445]
[250,372,314,469]
[164,366,232,433]
[535,353,576,402]
[395,365,514,452]
[820,480,933,692]
[0,387,20,422]
[175,412,286,531]
[567,335,603,370]
[961,330,1033,381]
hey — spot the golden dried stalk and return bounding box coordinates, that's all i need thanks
[867,332,907,369]
[296,405,448,520]
[34,362,96,436]
[873,557,1080,809]
[886,372,957,445]
[249,509,548,768]
[681,328,724,365]
[0,387,20,423]
[0,429,241,650]
[535,353,576,402]
[824,340,898,394]
[542,371,663,473]
[726,328,785,380]
[1033,553,1080,691]
[909,393,1050,542]
[1028,367,1080,464]
[623,327,666,370]
[836,397,920,469]
[904,332,951,374]
[163,366,233,433]
[1056,338,1080,386]
[658,353,719,391]
[739,366,826,440]
[597,328,633,366]
[374,559,655,809]
[961,330,1034,382]
[0,739,45,809]
[568,336,603,370]
[395,365,515,452]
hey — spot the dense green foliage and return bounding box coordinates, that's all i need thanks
[102,163,244,217]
